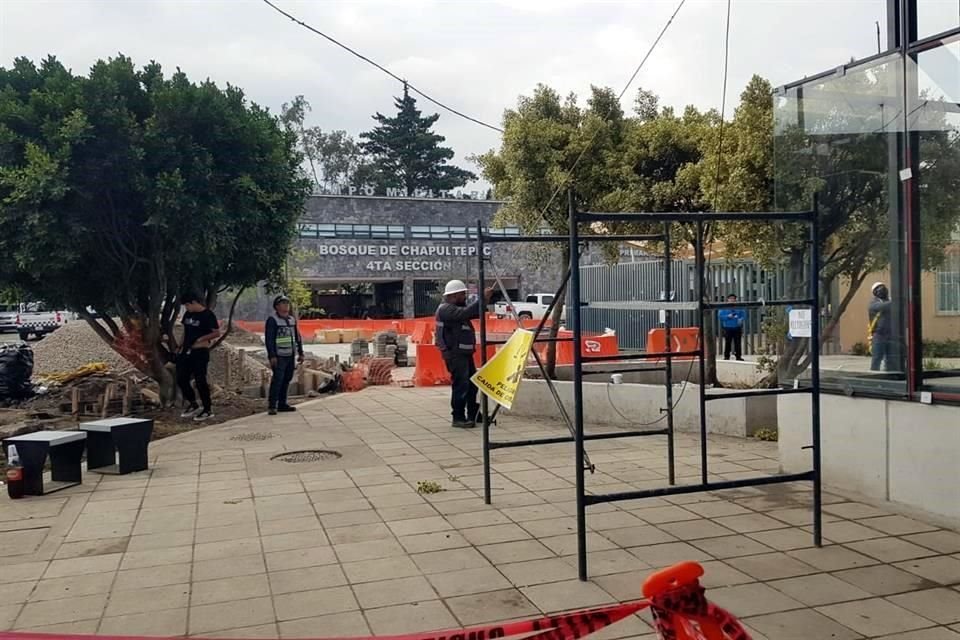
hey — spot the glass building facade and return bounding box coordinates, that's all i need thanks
[774,0,959,400]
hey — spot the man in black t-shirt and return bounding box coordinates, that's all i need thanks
[177,292,220,421]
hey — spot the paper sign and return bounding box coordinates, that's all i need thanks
[788,308,812,338]
[471,329,535,410]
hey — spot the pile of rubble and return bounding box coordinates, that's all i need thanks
[32,322,134,375]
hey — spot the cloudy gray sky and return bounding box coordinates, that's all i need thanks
[2,0,957,188]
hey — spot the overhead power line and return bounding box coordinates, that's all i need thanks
[260,0,504,133]
[535,0,688,225]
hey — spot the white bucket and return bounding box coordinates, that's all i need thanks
[610,373,623,384]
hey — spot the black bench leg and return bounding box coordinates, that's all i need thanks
[85,431,116,470]
[8,442,48,496]
[49,440,85,486]
[113,423,152,474]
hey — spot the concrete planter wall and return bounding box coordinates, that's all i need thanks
[778,394,960,525]
[510,364,776,438]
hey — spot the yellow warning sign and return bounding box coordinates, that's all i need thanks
[471,329,535,410]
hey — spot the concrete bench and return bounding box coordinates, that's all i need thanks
[80,417,153,475]
[2,431,86,495]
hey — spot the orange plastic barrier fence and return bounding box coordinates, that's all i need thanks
[236,315,551,340]
[646,327,700,359]
[413,344,497,387]
[531,331,619,365]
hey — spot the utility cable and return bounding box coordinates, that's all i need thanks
[534,0,687,229]
[260,0,504,133]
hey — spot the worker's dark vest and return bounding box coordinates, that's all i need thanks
[435,303,476,357]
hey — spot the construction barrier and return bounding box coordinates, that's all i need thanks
[646,327,700,359]
[237,314,551,342]
[413,343,497,387]
[531,330,619,364]
[0,562,750,640]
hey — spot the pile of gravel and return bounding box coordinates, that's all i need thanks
[32,322,134,375]
[31,321,267,387]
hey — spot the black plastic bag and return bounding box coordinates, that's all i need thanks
[0,343,35,401]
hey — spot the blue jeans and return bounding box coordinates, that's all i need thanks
[871,336,889,371]
[269,356,296,408]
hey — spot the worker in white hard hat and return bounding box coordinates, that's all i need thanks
[868,281,893,371]
[435,279,494,428]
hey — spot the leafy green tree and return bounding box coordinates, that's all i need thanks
[476,84,627,376]
[280,95,365,193]
[0,55,310,401]
[361,83,475,196]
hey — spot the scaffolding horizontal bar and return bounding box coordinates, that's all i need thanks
[489,428,669,450]
[480,233,666,244]
[586,300,700,311]
[582,350,701,362]
[578,211,815,223]
[705,299,815,310]
[583,470,816,505]
[704,387,813,401]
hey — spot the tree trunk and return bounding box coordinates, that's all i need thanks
[703,312,720,387]
[544,246,571,380]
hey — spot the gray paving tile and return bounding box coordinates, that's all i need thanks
[745,609,863,640]
[817,598,934,637]
[833,564,939,596]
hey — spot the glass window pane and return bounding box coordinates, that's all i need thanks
[411,226,430,238]
[913,39,960,390]
[775,53,907,396]
[917,0,960,40]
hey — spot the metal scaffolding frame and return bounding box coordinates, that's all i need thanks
[574,199,823,580]
[474,220,681,506]
[474,194,823,582]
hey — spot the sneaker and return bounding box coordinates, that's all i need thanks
[451,420,475,429]
[193,410,214,422]
[180,405,200,419]
[277,405,297,413]
[268,407,277,416]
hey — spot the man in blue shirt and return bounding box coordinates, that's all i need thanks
[718,294,746,361]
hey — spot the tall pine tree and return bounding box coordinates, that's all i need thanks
[360,83,476,195]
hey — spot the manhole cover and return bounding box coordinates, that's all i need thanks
[271,450,342,463]
[230,432,276,442]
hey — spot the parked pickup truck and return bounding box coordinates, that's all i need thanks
[0,303,18,333]
[15,302,66,340]
[495,293,562,321]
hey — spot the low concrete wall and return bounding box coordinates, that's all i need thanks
[537,360,764,387]
[779,394,960,525]
[510,378,777,437]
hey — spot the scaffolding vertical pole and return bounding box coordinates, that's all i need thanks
[663,222,676,485]
[695,219,709,485]
[569,192,588,582]
[477,220,492,505]
[810,197,823,546]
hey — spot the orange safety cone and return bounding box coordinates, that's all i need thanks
[643,562,752,640]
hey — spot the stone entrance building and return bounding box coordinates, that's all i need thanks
[291,194,563,319]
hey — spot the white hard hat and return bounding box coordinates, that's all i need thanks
[443,280,468,296]
[871,282,886,294]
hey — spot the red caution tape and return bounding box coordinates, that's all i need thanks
[644,562,752,640]
[0,562,750,640]
[0,601,645,640]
